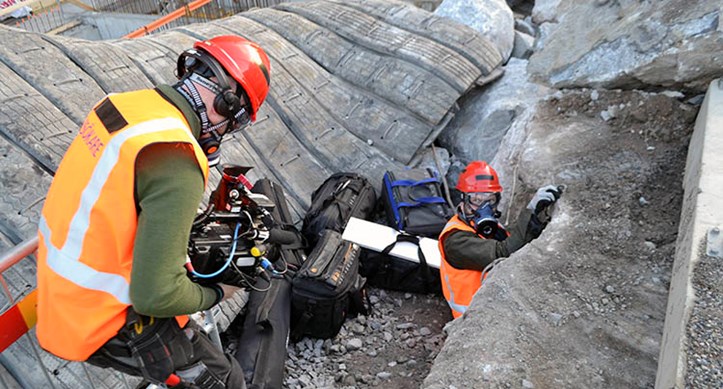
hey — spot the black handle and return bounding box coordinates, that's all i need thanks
[267,228,300,245]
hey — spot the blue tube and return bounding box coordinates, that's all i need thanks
[191,222,241,279]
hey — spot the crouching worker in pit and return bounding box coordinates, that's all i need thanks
[35,36,271,388]
[438,161,562,319]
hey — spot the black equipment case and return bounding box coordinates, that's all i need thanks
[290,230,367,340]
[301,172,376,249]
[381,168,453,238]
[360,233,441,295]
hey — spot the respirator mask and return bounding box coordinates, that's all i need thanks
[462,192,508,241]
[174,51,252,168]
[198,108,251,167]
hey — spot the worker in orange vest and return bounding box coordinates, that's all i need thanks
[36,36,271,388]
[438,161,562,319]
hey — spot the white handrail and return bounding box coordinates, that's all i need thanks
[0,236,38,274]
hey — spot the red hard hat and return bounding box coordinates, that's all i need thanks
[456,161,503,193]
[194,36,271,121]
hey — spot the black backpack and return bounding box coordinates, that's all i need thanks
[290,230,368,340]
[381,168,454,238]
[301,172,376,249]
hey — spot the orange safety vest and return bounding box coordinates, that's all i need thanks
[438,215,489,319]
[36,89,209,361]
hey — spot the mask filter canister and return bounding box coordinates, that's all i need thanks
[471,203,499,238]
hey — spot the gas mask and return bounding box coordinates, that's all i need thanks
[197,107,251,167]
[463,202,509,241]
[173,71,251,168]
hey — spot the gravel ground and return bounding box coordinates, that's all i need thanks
[226,286,451,388]
[685,242,723,387]
[283,287,451,389]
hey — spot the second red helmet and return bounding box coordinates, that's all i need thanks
[456,161,503,193]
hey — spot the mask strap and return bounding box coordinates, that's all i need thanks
[188,72,223,95]
[457,203,470,224]
[175,78,211,131]
[175,76,234,137]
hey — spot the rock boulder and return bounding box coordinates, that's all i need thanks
[528,0,723,93]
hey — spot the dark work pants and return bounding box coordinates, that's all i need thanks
[86,316,245,389]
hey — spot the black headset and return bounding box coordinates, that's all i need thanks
[177,49,244,119]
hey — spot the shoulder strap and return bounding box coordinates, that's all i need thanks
[348,276,370,316]
[381,234,428,269]
[390,177,438,187]
[396,197,447,208]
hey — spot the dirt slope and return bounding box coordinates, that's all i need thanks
[425,88,697,388]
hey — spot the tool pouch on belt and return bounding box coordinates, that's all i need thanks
[124,311,194,384]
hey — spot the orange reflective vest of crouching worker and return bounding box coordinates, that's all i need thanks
[36,89,209,361]
[438,215,490,319]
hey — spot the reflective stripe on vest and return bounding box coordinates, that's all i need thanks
[36,90,208,361]
[39,216,131,304]
[41,118,189,307]
[443,274,468,316]
[438,215,487,319]
[60,118,190,264]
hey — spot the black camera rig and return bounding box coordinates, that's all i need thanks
[186,165,296,288]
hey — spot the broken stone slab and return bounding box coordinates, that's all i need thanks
[434,0,515,61]
[408,145,452,181]
[531,0,573,24]
[511,30,535,59]
[528,0,723,93]
[437,58,551,190]
[514,17,537,37]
